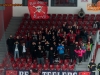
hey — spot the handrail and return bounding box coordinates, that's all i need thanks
[88,30,99,63]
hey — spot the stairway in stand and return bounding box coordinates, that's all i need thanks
[0,17,22,63]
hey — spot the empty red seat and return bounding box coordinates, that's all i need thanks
[43,64,49,70]
[62,64,68,70]
[84,14,89,20]
[12,63,18,69]
[27,58,32,63]
[20,58,26,63]
[69,65,74,70]
[37,64,43,71]
[25,63,31,70]
[64,59,69,65]
[18,63,25,70]
[90,14,95,21]
[31,64,37,69]
[50,65,55,70]
[55,65,61,71]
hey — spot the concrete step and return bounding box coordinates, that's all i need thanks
[0,17,22,63]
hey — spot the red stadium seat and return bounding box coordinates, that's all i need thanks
[18,63,25,70]
[58,60,63,65]
[37,64,43,71]
[20,58,26,63]
[55,65,61,71]
[12,63,18,69]
[64,59,69,65]
[25,63,31,70]
[50,65,55,70]
[84,14,89,21]
[90,14,95,21]
[27,58,32,63]
[10,57,15,63]
[62,64,68,70]
[68,64,74,71]
[31,64,37,69]
[43,64,49,70]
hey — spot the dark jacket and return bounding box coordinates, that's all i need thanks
[87,38,93,44]
[30,44,37,53]
[6,38,14,46]
[88,62,96,72]
[45,44,50,51]
[20,45,27,53]
[49,50,55,58]
[37,49,44,58]
[68,43,76,55]
[13,44,20,51]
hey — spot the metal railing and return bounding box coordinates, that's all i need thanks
[88,30,99,63]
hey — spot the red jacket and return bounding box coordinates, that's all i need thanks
[74,49,86,57]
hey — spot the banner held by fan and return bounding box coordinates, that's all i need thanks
[28,0,49,20]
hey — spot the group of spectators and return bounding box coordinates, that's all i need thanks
[6,21,94,65]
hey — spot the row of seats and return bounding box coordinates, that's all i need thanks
[24,13,100,21]
[8,57,76,70]
[12,63,74,71]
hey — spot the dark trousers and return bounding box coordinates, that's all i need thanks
[91,72,95,75]
[83,53,86,61]
[8,46,13,55]
[86,51,91,59]
[70,54,75,63]
[79,57,82,63]
[59,54,64,60]
[99,71,100,75]
[49,57,53,65]
[22,52,26,58]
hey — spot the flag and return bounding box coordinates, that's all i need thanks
[28,0,49,20]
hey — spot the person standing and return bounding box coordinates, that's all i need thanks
[68,42,76,63]
[81,43,86,61]
[88,59,96,75]
[74,47,86,65]
[6,35,14,55]
[97,63,100,75]
[21,42,26,58]
[49,47,55,65]
[30,42,37,60]
[13,41,20,60]
[45,41,50,59]
[86,42,92,59]
[37,47,44,65]
[57,43,65,60]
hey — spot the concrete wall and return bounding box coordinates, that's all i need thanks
[13,0,100,17]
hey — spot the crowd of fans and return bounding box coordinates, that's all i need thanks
[6,21,94,65]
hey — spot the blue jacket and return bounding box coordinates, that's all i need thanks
[57,45,64,54]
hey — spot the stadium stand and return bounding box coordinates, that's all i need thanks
[0,13,100,74]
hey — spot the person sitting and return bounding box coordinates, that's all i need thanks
[78,8,85,20]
